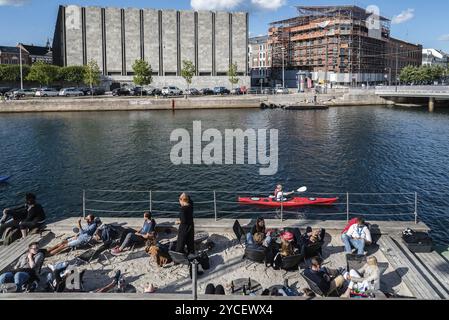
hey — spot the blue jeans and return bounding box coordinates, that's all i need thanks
[0,272,30,291]
[246,232,254,245]
[342,234,365,255]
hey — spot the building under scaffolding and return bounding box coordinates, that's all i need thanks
[268,5,421,86]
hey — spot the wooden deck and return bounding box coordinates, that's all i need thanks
[0,217,446,300]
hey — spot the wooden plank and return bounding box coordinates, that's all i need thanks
[0,232,53,273]
[379,236,442,299]
[415,251,449,295]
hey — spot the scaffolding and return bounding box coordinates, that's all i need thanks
[269,5,391,85]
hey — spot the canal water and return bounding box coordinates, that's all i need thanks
[1,106,449,245]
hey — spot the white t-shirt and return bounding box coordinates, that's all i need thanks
[346,224,372,243]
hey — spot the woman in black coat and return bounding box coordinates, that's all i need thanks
[175,193,195,255]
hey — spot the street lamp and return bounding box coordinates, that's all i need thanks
[18,43,23,90]
[395,44,404,92]
[281,47,285,88]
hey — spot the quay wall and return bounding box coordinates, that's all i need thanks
[0,93,390,113]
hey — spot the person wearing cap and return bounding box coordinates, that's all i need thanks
[46,214,101,256]
[0,193,45,239]
[272,231,298,269]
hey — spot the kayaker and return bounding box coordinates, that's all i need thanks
[274,184,295,201]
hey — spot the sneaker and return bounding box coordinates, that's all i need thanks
[111,248,122,256]
[47,264,55,272]
[0,283,17,293]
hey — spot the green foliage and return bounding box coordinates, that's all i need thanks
[181,60,196,89]
[228,63,239,89]
[60,66,85,85]
[25,61,60,86]
[0,64,30,82]
[400,65,448,84]
[83,59,101,90]
[132,59,152,89]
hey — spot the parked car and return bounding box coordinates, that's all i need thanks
[214,87,230,95]
[231,87,242,95]
[112,87,131,96]
[130,87,148,96]
[35,88,59,97]
[144,86,161,96]
[59,87,84,97]
[0,87,12,96]
[85,86,106,96]
[275,87,289,94]
[200,88,214,95]
[262,88,275,95]
[162,86,182,96]
[11,88,36,98]
[185,88,200,95]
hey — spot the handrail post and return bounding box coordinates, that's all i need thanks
[149,190,152,212]
[414,192,418,224]
[192,260,198,300]
[346,192,349,222]
[213,191,217,222]
[280,198,283,222]
[82,190,86,219]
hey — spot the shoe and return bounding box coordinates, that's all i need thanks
[111,248,122,256]
[144,283,157,293]
[0,283,17,293]
[47,264,55,272]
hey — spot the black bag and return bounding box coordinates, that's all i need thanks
[402,229,433,253]
[198,251,210,270]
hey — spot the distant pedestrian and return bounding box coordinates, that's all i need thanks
[176,193,195,255]
[313,95,317,104]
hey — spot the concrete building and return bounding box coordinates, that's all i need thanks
[268,5,422,87]
[0,46,29,65]
[422,48,449,67]
[248,35,272,87]
[52,5,250,89]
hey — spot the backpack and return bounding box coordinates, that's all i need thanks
[198,251,210,270]
[2,227,21,246]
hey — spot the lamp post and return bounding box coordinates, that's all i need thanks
[281,47,285,88]
[19,43,23,90]
[395,44,404,92]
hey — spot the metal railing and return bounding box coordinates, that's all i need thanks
[82,189,419,223]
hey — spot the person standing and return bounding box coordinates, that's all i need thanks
[176,193,194,255]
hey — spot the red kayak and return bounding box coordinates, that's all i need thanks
[238,196,338,207]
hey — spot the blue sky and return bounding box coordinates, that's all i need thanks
[0,0,448,52]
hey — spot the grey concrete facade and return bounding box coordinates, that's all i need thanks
[85,7,103,69]
[105,7,122,74]
[53,5,249,86]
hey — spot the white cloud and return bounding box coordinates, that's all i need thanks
[191,0,244,11]
[438,34,449,41]
[190,0,286,11]
[0,0,28,6]
[251,0,286,11]
[391,8,415,24]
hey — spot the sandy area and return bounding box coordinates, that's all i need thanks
[41,229,412,297]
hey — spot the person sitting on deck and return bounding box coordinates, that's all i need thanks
[304,256,346,296]
[272,231,300,269]
[341,217,372,255]
[273,184,295,202]
[0,193,46,239]
[245,217,266,245]
[0,242,45,292]
[342,255,380,297]
[46,214,100,256]
[111,211,156,255]
[302,227,326,246]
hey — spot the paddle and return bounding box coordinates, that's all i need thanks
[296,186,307,193]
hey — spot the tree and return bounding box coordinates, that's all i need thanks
[227,62,239,90]
[60,66,85,86]
[26,61,59,87]
[0,65,30,82]
[132,59,152,96]
[181,60,196,94]
[83,59,101,96]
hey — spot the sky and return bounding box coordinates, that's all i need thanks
[0,0,448,52]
